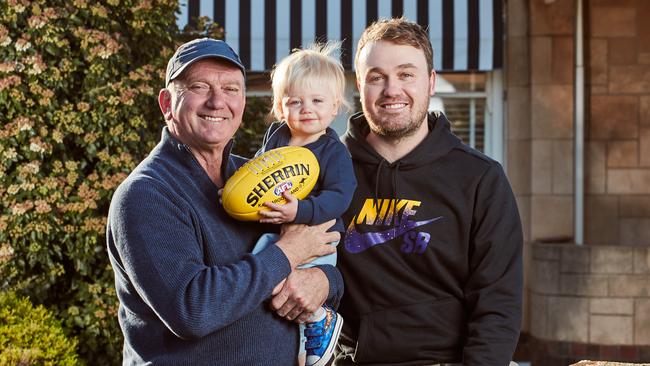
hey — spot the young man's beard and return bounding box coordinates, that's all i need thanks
[363,101,429,140]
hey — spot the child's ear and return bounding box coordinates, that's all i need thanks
[332,100,341,116]
[275,102,285,120]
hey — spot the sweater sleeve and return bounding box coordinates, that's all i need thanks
[107,179,292,340]
[314,263,344,309]
[295,143,357,225]
[462,163,523,366]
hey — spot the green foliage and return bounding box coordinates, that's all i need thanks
[0,0,181,364]
[178,15,224,43]
[0,291,79,365]
[0,1,270,363]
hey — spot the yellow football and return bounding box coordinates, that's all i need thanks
[222,146,320,221]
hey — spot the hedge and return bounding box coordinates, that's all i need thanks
[0,1,179,363]
[0,1,272,363]
[0,290,79,365]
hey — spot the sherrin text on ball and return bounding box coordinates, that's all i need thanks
[222,146,320,221]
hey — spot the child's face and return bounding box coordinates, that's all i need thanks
[280,82,339,140]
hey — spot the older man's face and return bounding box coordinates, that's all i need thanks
[159,58,245,152]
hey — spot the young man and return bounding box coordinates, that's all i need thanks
[336,18,523,366]
[106,38,342,365]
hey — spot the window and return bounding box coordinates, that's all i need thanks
[433,73,488,152]
[432,71,505,165]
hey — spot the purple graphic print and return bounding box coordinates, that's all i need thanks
[344,216,443,254]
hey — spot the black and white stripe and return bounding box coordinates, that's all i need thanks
[177,0,503,72]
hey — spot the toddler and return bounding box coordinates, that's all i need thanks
[251,42,356,366]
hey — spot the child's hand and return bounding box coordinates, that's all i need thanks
[259,191,298,224]
[217,188,223,204]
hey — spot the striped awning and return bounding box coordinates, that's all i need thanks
[177,0,503,72]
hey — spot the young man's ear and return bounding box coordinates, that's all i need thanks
[158,88,173,120]
[428,69,436,96]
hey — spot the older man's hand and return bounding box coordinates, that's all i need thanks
[275,220,339,269]
[270,267,329,323]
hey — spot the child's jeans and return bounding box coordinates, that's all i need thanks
[251,233,338,354]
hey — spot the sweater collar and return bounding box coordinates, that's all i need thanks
[159,126,236,186]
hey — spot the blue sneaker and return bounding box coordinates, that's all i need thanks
[304,306,343,366]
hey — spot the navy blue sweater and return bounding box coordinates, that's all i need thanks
[107,128,343,365]
[259,122,357,233]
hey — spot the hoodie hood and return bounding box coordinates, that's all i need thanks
[342,111,462,170]
[341,111,464,237]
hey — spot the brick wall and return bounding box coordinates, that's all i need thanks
[528,242,650,364]
[510,0,650,336]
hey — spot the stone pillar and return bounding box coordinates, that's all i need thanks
[506,0,533,336]
[586,0,650,247]
[529,0,576,242]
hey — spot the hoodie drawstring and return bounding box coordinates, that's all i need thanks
[373,159,402,230]
[392,161,401,228]
[374,159,386,215]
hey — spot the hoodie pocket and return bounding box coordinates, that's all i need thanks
[353,297,466,364]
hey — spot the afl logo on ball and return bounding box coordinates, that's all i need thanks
[274,182,293,196]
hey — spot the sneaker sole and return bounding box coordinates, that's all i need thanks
[309,314,343,366]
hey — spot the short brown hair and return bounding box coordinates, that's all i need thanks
[355,17,433,74]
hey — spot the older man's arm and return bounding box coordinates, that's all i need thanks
[108,180,337,340]
[270,264,343,323]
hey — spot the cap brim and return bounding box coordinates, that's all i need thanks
[167,54,246,85]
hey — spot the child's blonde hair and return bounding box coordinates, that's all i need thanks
[271,42,349,121]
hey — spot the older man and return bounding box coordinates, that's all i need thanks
[336,18,523,366]
[107,38,342,365]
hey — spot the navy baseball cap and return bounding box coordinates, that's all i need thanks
[165,38,246,85]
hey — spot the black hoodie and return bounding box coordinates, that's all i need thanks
[336,112,523,366]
